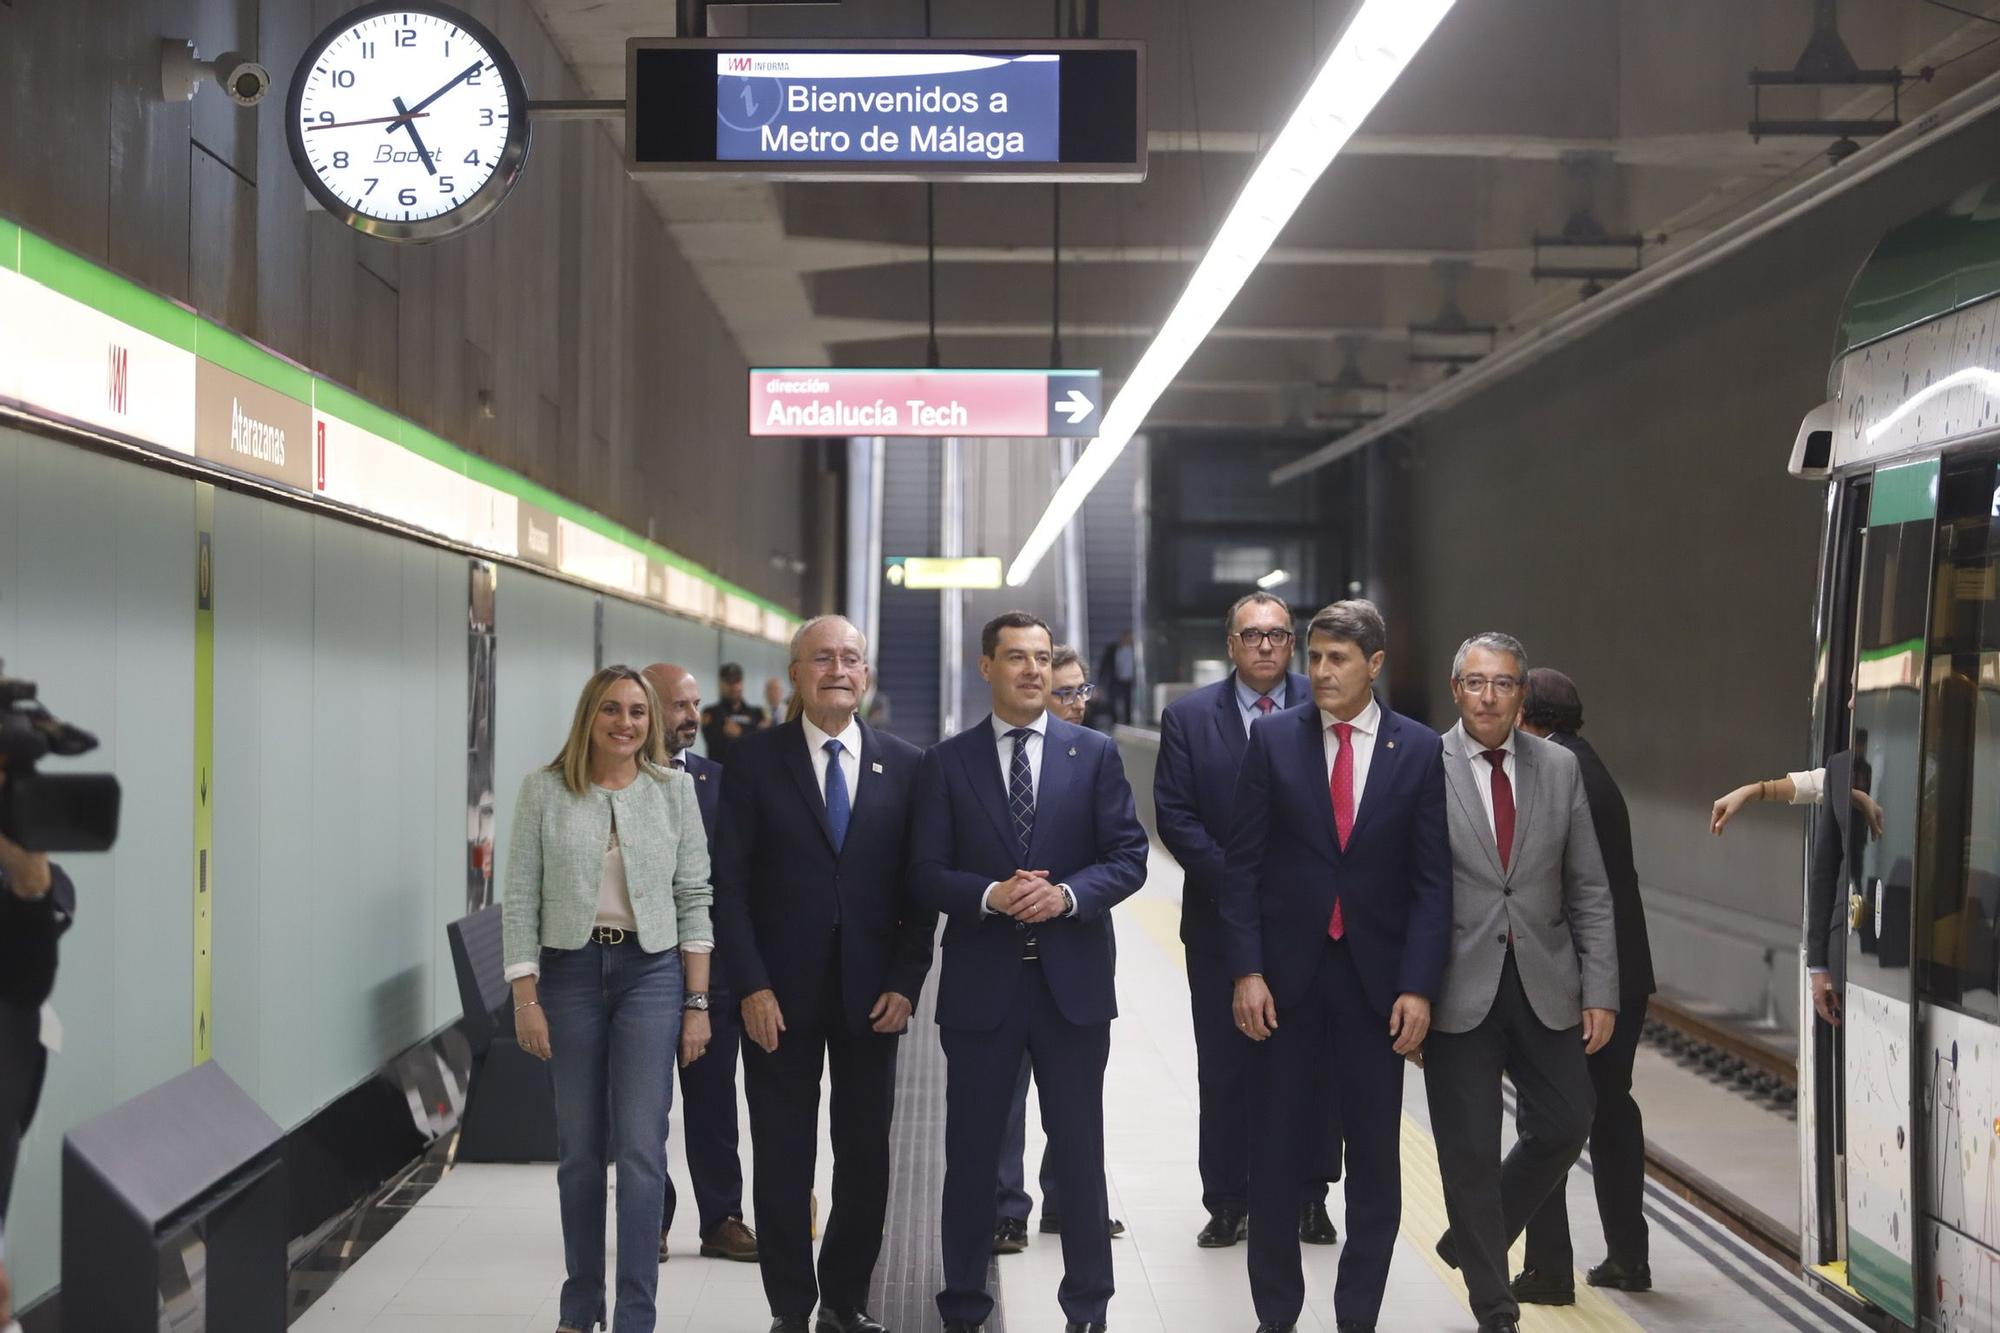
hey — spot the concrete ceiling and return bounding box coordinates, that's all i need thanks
[526,0,2000,431]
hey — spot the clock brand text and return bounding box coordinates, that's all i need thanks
[230,398,288,466]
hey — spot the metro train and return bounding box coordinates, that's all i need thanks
[1792,178,2000,1330]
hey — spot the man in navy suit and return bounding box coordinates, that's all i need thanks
[1220,599,1452,1333]
[644,663,759,1265]
[912,611,1150,1333]
[1155,591,1341,1249]
[708,618,936,1333]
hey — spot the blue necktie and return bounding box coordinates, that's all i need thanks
[1006,727,1036,863]
[823,738,850,851]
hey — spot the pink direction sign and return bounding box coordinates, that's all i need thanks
[750,367,1102,438]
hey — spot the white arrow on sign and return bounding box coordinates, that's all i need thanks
[1059,389,1096,424]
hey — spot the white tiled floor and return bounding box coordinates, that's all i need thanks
[298,847,1861,1333]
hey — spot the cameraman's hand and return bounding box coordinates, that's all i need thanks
[0,769,51,901]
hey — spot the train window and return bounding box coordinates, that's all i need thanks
[1915,455,2000,1015]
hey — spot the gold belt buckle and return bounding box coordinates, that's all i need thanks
[593,926,628,946]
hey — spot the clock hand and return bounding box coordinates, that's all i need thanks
[306,111,431,130]
[391,96,438,176]
[391,60,485,124]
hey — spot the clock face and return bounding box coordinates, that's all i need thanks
[286,2,530,241]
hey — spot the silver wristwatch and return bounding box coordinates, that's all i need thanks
[683,991,711,1012]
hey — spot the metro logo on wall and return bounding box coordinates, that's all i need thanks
[108,344,129,415]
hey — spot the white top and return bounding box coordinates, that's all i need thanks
[593,838,638,932]
[1320,696,1383,809]
[1788,767,1825,806]
[990,710,1048,799]
[1455,722,1518,840]
[803,713,863,801]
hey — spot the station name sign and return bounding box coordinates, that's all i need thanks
[750,368,1102,438]
[629,39,1144,182]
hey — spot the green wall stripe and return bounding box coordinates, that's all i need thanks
[6,218,797,626]
[195,319,313,403]
[313,376,409,449]
[20,232,195,351]
[1858,637,1924,664]
[1869,458,1939,527]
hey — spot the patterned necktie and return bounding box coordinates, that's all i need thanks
[1483,749,1514,870]
[1328,722,1354,940]
[823,739,850,852]
[1006,727,1036,862]
[669,757,685,771]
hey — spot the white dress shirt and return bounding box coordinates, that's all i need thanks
[1321,696,1383,808]
[1455,722,1517,840]
[802,713,864,801]
[981,711,1074,916]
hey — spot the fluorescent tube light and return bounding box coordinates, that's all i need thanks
[1256,567,1291,590]
[1005,0,1455,587]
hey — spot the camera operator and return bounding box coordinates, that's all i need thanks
[0,762,75,1326]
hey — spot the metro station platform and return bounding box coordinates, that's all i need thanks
[289,847,1857,1333]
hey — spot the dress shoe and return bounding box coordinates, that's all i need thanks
[992,1215,1030,1254]
[1586,1257,1652,1291]
[1253,1324,1296,1332]
[1478,1319,1520,1333]
[1435,1230,1459,1269]
[1298,1200,1338,1246]
[1063,1324,1108,1332]
[1197,1210,1249,1247]
[815,1308,887,1333]
[940,1323,982,1333]
[700,1215,760,1261]
[1039,1213,1126,1237]
[767,1318,809,1333]
[1510,1266,1576,1305]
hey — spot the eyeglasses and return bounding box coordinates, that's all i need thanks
[1234,629,1295,649]
[1051,684,1096,704]
[809,651,866,671]
[1456,675,1521,697]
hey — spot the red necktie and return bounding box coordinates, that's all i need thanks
[1328,722,1354,940]
[1483,749,1514,870]
[1254,695,1276,716]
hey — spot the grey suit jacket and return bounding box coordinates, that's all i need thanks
[1435,722,1619,1034]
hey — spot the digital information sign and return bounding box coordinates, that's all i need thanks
[750,368,1103,439]
[629,39,1144,182]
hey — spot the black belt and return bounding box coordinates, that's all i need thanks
[590,926,634,946]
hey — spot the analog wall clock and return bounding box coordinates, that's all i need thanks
[286,2,531,241]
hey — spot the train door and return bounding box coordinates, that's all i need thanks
[1842,457,1938,1328]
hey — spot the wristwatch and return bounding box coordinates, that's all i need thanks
[683,991,711,1012]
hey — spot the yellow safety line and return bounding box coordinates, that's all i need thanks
[1122,892,1644,1329]
[1812,1259,1862,1299]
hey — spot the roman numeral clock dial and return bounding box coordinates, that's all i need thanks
[286,2,530,240]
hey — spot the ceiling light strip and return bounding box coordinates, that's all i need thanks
[1004,0,1457,586]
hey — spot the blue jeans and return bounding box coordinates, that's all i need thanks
[542,940,683,1333]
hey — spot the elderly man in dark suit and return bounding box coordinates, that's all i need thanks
[644,662,758,1265]
[1510,668,1656,1303]
[708,618,936,1333]
[912,610,1149,1333]
[1429,634,1619,1333]
[1220,598,1452,1333]
[1156,590,1341,1249]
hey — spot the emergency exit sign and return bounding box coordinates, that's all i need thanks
[749,367,1101,438]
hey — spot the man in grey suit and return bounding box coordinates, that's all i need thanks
[1427,632,1619,1333]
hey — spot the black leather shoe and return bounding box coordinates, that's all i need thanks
[1253,1324,1297,1332]
[992,1216,1029,1254]
[1478,1318,1520,1333]
[1039,1214,1126,1237]
[1586,1257,1652,1291]
[815,1309,887,1333]
[1435,1230,1459,1269]
[1299,1201,1338,1245]
[1197,1210,1249,1247]
[768,1319,810,1333]
[1510,1267,1576,1305]
[1334,1322,1375,1333]
[940,1323,982,1333]
[1063,1324,1108,1333]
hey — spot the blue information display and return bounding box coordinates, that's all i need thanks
[716,52,1060,164]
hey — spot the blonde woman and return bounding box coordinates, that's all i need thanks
[503,665,714,1333]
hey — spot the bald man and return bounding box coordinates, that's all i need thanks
[644,663,758,1264]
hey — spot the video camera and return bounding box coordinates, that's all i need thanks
[0,664,121,852]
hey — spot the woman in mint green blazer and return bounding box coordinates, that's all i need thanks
[502,664,715,1333]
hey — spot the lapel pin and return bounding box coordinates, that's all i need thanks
[1068,746,1078,757]
[698,772,708,780]
[1386,740,1396,750]
[871,761,884,774]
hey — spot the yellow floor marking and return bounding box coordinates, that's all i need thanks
[1812,1259,1861,1299]
[1122,891,1646,1329]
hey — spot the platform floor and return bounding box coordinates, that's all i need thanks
[294,848,1860,1332]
